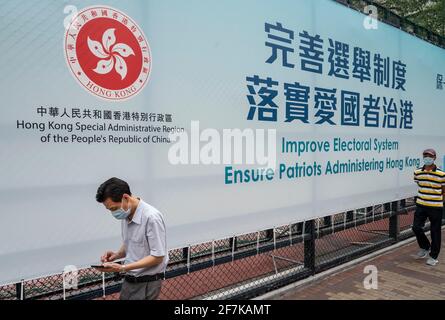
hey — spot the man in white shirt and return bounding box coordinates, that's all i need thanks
[95,177,168,300]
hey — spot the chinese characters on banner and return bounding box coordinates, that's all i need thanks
[246,22,413,129]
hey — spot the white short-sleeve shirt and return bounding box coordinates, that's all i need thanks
[121,199,169,276]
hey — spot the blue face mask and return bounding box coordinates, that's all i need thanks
[111,200,131,220]
[423,157,435,166]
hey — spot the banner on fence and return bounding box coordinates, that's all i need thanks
[1,0,444,283]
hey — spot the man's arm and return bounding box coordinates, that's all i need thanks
[101,244,126,263]
[442,185,445,200]
[103,215,167,273]
[102,255,164,273]
[114,245,126,260]
[123,255,164,271]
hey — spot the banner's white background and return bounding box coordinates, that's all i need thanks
[0,0,444,283]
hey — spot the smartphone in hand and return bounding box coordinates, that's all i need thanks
[91,264,116,269]
[91,261,121,268]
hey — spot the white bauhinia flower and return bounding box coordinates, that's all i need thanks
[87,38,108,59]
[88,28,135,80]
[114,55,128,80]
[93,58,114,75]
[102,28,116,52]
[112,43,135,58]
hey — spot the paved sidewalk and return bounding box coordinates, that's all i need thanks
[270,229,445,300]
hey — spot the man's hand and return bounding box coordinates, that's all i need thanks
[101,251,118,263]
[98,262,123,273]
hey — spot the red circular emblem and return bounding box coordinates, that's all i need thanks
[64,6,151,101]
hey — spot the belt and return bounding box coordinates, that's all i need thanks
[124,273,164,283]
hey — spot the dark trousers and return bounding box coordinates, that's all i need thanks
[119,279,162,300]
[412,205,443,259]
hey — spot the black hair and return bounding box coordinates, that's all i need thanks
[96,177,131,203]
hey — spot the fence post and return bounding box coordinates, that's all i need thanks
[304,220,316,275]
[346,210,354,222]
[389,201,400,241]
[229,236,238,252]
[182,247,188,261]
[366,206,373,218]
[295,222,303,235]
[15,280,24,300]
[399,198,408,215]
[323,216,332,228]
[400,199,406,208]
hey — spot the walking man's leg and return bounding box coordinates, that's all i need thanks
[412,206,430,252]
[428,208,442,260]
[120,279,162,300]
[145,280,162,300]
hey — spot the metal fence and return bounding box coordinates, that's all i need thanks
[1,196,443,300]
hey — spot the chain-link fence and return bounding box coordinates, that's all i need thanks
[1,196,443,300]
